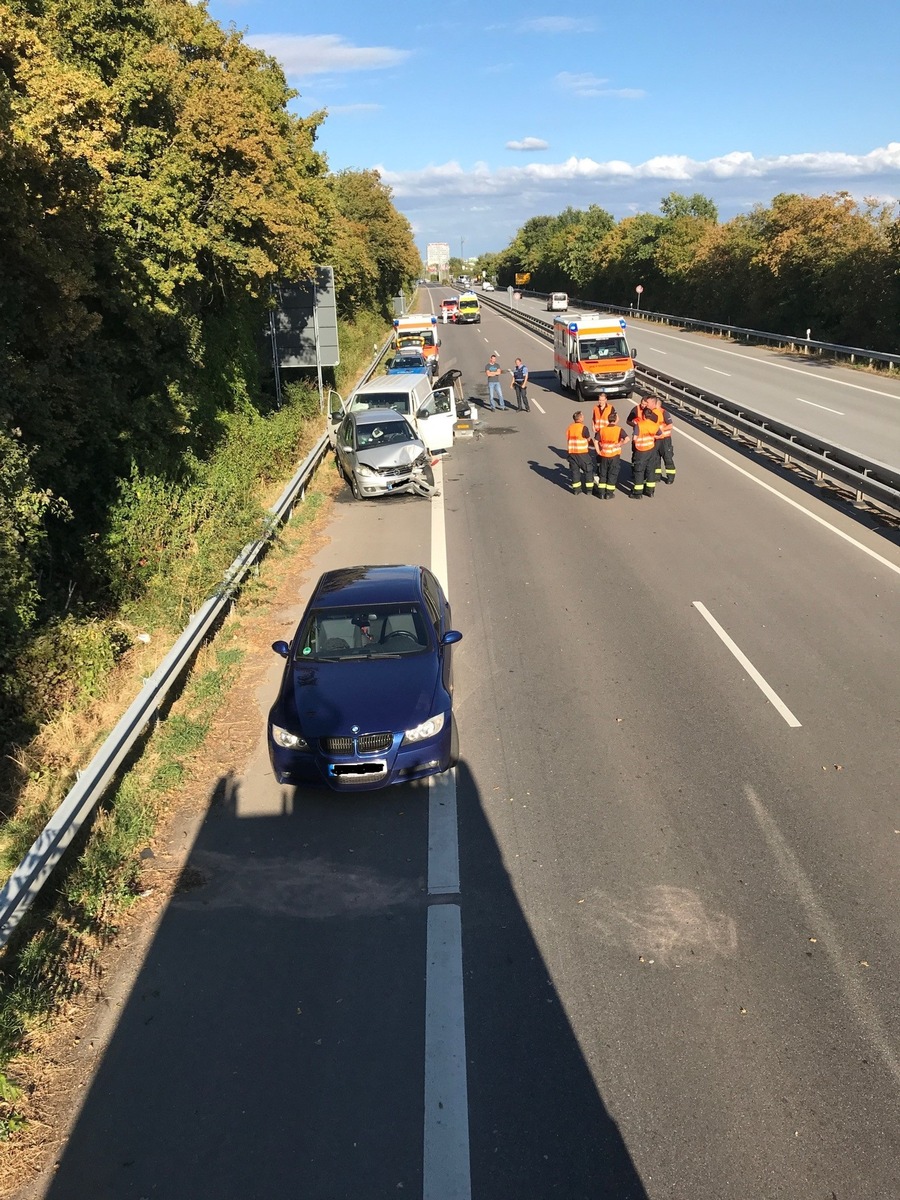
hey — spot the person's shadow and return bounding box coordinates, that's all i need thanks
[527,457,573,493]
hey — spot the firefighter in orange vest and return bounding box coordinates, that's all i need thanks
[592,393,615,436]
[630,403,659,498]
[566,410,595,495]
[643,394,676,484]
[595,407,628,499]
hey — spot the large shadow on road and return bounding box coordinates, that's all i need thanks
[41,761,647,1200]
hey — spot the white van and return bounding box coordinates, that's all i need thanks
[328,373,455,454]
[547,292,568,312]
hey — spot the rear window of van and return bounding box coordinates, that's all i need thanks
[350,393,413,415]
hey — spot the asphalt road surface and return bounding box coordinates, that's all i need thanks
[31,294,900,1200]
[497,286,900,468]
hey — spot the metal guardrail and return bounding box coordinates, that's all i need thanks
[0,330,399,949]
[636,365,900,514]
[477,290,900,516]
[507,289,900,372]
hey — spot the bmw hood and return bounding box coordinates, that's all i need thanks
[290,656,440,737]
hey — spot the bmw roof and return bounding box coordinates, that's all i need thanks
[312,565,426,609]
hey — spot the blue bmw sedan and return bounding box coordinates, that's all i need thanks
[267,565,462,790]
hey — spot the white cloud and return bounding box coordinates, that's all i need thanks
[382,144,900,201]
[518,16,596,33]
[327,103,383,115]
[506,137,549,152]
[381,144,900,252]
[246,34,410,78]
[555,72,646,100]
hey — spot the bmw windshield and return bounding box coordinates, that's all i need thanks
[295,605,433,660]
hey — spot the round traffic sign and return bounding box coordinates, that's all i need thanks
[635,285,644,294]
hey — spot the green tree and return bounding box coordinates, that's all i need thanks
[329,169,419,314]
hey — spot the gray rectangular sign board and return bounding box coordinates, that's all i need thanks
[271,266,339,368]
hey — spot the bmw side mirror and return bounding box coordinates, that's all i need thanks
[272,640,290,658]
[441,630,463,646]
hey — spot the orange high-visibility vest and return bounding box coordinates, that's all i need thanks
[632,418,657,453]
[598,426,625,457]
[593,401,614,432]
[647,404,673,440]
[566,423,590,455]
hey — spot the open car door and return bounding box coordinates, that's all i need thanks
[415,386,455,453]
[326,390,346,447]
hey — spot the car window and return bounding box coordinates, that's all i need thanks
[418,389,452,418]
[421,570,442,637]
[355,420,415,449]
[296,605,432,660]
[351,394,412,416]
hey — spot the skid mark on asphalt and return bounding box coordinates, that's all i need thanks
[590,885,738,965]
[172,850,419,917]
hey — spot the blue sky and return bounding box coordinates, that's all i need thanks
[207,0,900,258]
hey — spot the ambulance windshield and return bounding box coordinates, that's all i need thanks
[579,335,629,360]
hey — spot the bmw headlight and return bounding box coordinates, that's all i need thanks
[356,464,377,478]
[271,724,309,750]
[403,712,445,743]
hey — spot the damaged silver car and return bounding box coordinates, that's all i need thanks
[334,408,437,500]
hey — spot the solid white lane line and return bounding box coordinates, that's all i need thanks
[423,905,472,1200]
[692,602,802,728]
[678,429,900,579]
[643,328,900,398]
[532,398,546,414]
[430,458,448,593]
[705,367,732,376]
[745,784,900,1089]
[796,396,844,415]
[428,462,458,895]
[428,769,460,895]
[425,463,471,1198]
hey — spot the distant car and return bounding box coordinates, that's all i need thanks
[268,565,462,790]
[387,348,429,374]
[547,292,568,311]
[440,298,459,322]
[482,281,495,291]
[333,409,433,501]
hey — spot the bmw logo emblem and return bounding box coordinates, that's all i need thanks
[351,725,359,734]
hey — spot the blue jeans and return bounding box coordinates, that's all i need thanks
[488,380,504,409]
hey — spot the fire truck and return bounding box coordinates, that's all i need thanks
[553,314,636,400]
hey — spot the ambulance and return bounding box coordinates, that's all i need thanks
[456,292,482,324]
[393,312,440,373]
[553,314,637,400]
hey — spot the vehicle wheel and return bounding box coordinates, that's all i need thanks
[349,472,364,501]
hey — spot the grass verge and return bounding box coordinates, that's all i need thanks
[0,311,388,1116]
